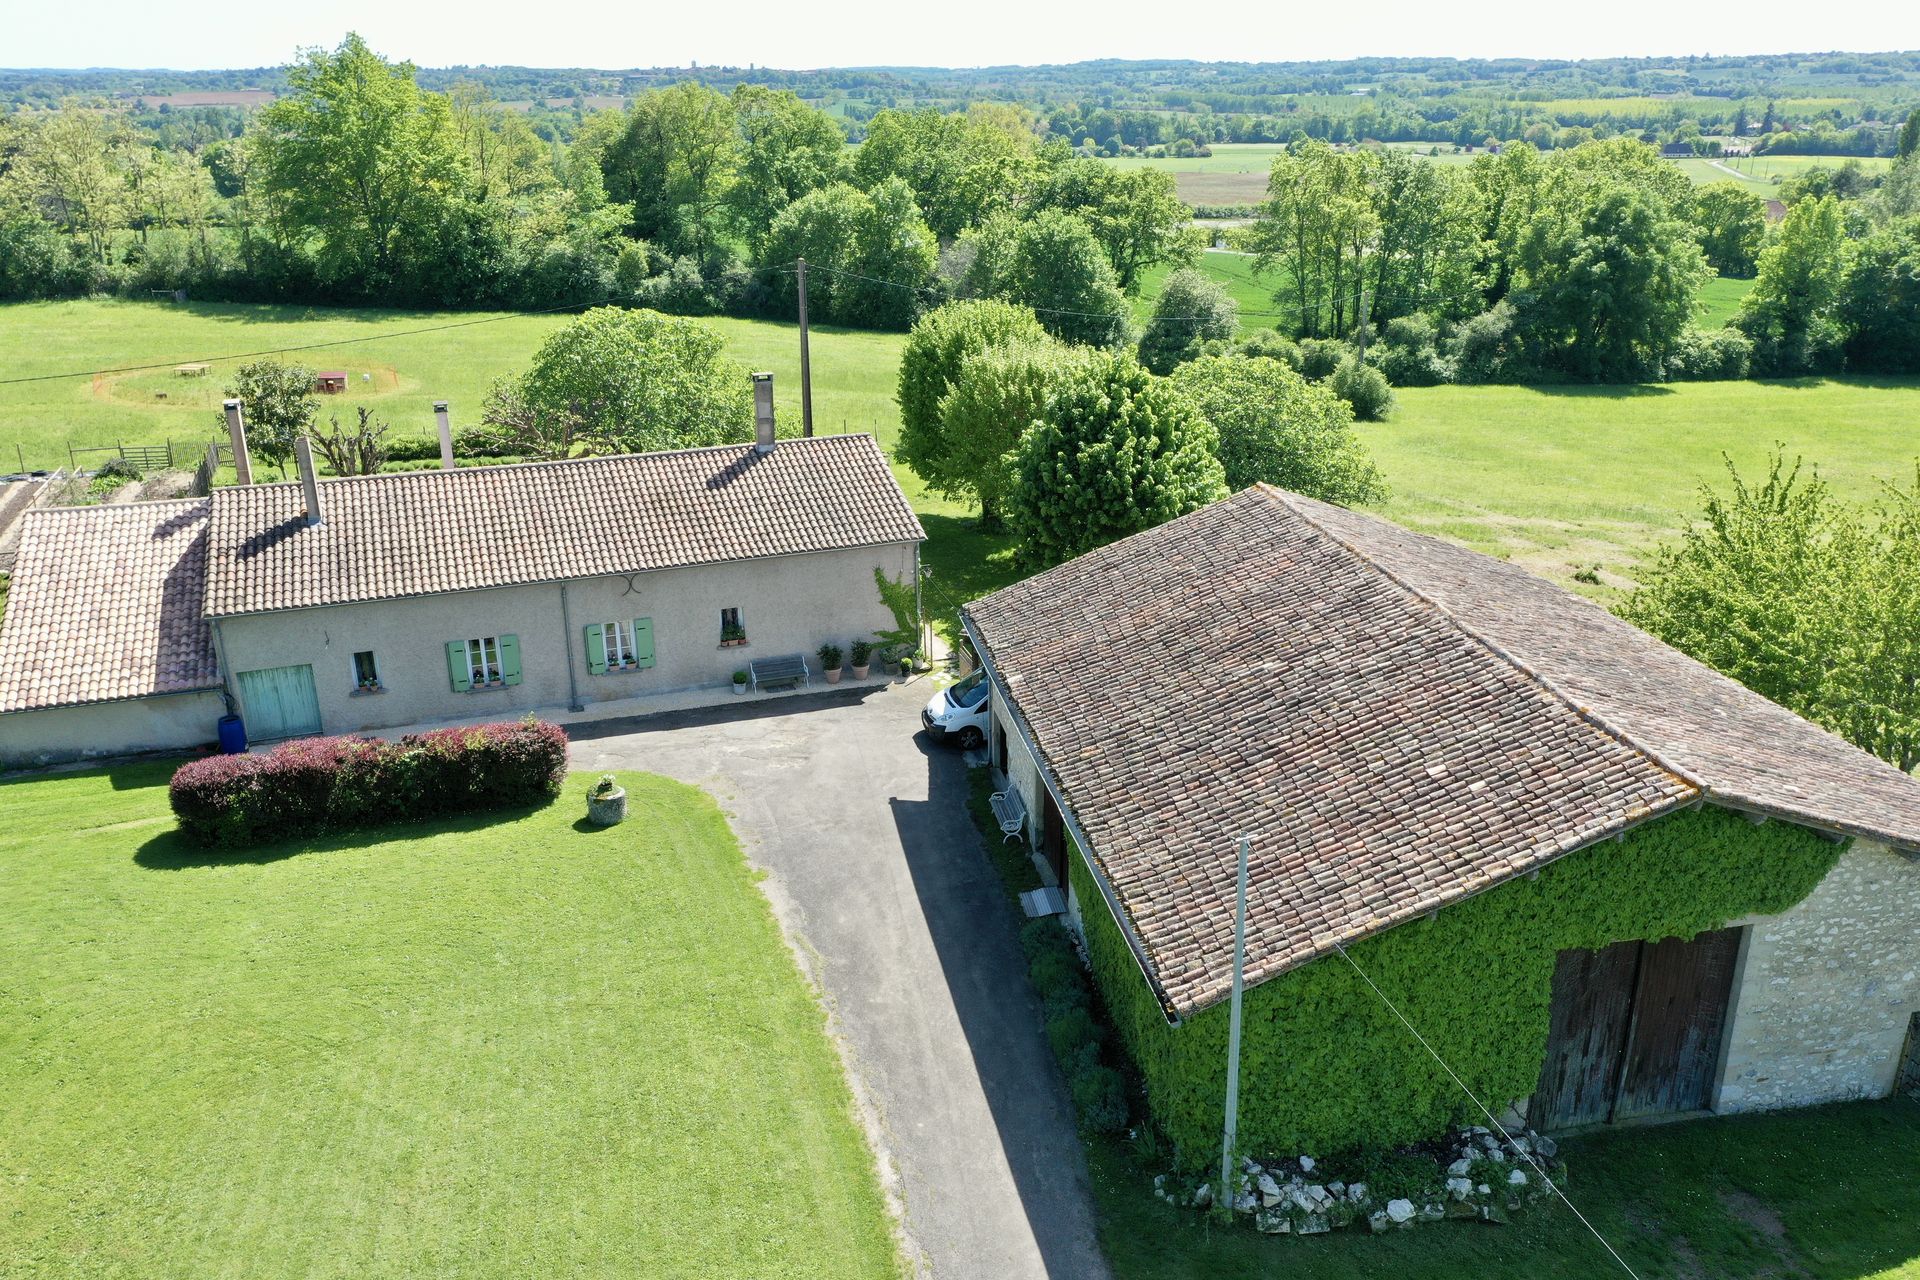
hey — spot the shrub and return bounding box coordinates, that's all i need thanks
[1021,915,1072,961]
[1296,338,1346,381]
[95,457,143,482]
[1046,1006,1101,1068]
[1071,1064,1130,1134]
[1667,327,1754,381]
[1170,354,1386,502]
[1029,945,1086,1003]
[1236,329,1303,370]
[169,718,568,847]
[1330,356,1396,421]
[1371,314,1454,387]
[381,434,442,463]
[1447,301,1522,384]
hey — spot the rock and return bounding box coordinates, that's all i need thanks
[1385,1198,1416,1225]
[1446,1176,1474,1201]
[1511,1137,1531,1155]
[1297,1154,1316,1173]
[1257,1173,1282,1206]
[1191,1181,1212,1209]
[1306,1184,1332,1206]
[1255,1209,1289,1234]
[1477,1183,1491,1197]
[1480,1201,1512,1225]
[1535,1135,1558,1159]
[1419,1203,1446,1223]
[1298,1212,1330,1235]
[1288,1189,1318,1214]
[1328,1180,1346,1196]
[1242,1156,1261,1174]
[1508,1169,1528,1187]
[1347,1182,1369,1203]
[1233,1190,1256,1213]
[1489,1148,1506,1162]
[1447,1157,1472,1177]
[1367,1210,1392,1234]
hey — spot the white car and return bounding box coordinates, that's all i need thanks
[921,669,991,748]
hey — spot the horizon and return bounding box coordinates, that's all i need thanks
[8,0,1920,76]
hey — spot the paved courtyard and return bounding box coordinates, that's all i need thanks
[570,681,1110,1280]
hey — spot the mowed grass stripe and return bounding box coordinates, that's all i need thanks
[0,764,899,1279]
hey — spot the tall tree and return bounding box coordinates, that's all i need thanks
[1137,267,1238,374]
[728,85,844,254]
[1840,216,1920,373]
[1243,140,1378,338]
[1006,351,1227,568]
[934,340,1084,527]
[1030,159,1197,291]
[1690,182,1768,277]
[251,34,469,287]
[961,209,1133,347]
[601,82,738,260]
[1734,195,1851,374]
[896,299,1050,495]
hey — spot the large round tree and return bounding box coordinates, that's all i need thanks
[501,306,754,457]
[1169,354,1386,502]
[1007,352,1227,568]
[935,340,1086,528]
[896,299,1049,507]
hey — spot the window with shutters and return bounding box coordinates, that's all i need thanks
[447,634,521,691]
[466,636,502,686]
[584,619,653,675]
[604,620,636,667]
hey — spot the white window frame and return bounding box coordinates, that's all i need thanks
[603,619,636,666]
[465,635,502,686]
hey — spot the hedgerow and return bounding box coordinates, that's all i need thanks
[169,718,568,847]
[1072,806,1841,1170]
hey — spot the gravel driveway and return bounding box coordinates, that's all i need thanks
[571,682,1110,1280]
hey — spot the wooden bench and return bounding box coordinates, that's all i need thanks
[749,653,810,692]
[988,788,1028,843]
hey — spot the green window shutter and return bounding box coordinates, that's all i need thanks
[632,617,655,669]
[498,634,522,686]
[447,640,472,692]
[584,623,607,675]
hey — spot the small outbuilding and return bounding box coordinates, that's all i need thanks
[964,486,1920,1161]
[314,372,349,394]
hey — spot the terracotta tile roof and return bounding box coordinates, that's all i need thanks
[963,487,1920,1018]
[203,435,925,617]
[0,500,219,713]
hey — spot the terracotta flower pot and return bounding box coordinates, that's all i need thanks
[851,664,870,679]
[825,667,843,684]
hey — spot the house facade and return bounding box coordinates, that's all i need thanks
[1,430,923,766]
[963,486,1920,1159]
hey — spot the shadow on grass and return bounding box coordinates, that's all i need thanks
[132,801,555,870]
[917,511,1022,615]
[1520,382,1677,399]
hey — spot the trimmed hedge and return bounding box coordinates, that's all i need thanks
[1073,806,1842,1170]
[170,718,568,847]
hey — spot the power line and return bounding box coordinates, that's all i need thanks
[1329,938,1645,1280]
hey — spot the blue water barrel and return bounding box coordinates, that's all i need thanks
[217,715,247,755]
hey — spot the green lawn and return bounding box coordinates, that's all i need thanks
[0,764,900,1279]
[1132,250,1285,335]
[1363,377,1920,592]
[1093,1099,1920,1280]
[1697,275,1754,328]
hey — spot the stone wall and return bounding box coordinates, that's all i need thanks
[1717,839,1920,1112]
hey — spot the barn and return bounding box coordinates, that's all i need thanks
[963,486,1920,1162]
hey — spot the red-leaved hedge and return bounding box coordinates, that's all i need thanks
[169,718,569,847]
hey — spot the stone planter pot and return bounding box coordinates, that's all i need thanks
[851,664,870,679]
[587,786,627,827]
[824,667,843,684]
[732,680,748,696]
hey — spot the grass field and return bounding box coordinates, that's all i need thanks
[1093,1098,1920,1280]
[1132,250,1285,334]
[1366,377,1920,590]
[1696,275,1754,327]
[0,763,900,1279]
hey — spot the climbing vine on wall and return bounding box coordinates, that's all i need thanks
[1072,806,1842,1170]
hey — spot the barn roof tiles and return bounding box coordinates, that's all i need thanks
[0,499,219,713]
[963,486,1920,1018]
[203,434,924,617]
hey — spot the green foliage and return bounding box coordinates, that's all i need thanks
[1006,351,1228,568]
[761,178,937,329]
[1735,195,1851,374]
[1074,806,1840,1169]
[1137,267,1239,374]
[504,306,752,456]
[1072,1064,1131,1135]
[1667,326,1755,380]
[933,340,1083,525]
[1168,354,1385,501]
[1329,354,1396,421]
[872,567,919,653]
[961,208,1135,348]
[727,85,846,253]
[221,359,317,472]
[1691,182,1768,277]
[601,81,738,261]
[1621,451,1920,771]
[1370,314,1454,387]
[1029,159,1199,292]
[895,299,1049,497]
[1840,216,1920,373]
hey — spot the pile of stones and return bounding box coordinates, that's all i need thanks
[1153,1127,1564,1236]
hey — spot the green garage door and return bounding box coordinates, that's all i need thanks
[236,664,323,742]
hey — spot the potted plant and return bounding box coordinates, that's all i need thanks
[732,669,749,696]
[849,639,873,680]
[586,773,626,827]
[818,643,844,684]
[720,622,748,648]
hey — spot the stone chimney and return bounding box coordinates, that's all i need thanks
[294,437,323,526]
[752,372,775,454]
[434,401,454,471]
[223,399,254,486]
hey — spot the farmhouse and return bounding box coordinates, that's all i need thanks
[964,486,1920,1161]
[0,421,922,767]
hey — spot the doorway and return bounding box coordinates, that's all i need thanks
[1532,927,1744,1130]
[1040,787,1068,888]
[235,663,323,742]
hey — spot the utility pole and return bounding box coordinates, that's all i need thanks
[1220,834,1252,1206]
[795,257,815,437]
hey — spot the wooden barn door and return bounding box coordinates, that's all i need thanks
[1533,927,1743,1130]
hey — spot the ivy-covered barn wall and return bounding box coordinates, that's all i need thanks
[1071,806,1841,1170]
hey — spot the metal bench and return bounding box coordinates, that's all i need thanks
[988,788,1028,843]
[749,653,811,692]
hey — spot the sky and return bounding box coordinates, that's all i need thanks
[5,0,1919,70]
